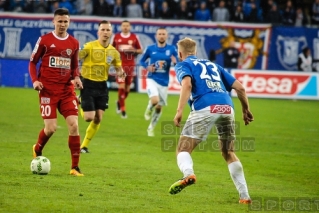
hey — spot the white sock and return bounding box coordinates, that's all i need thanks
[228,161,250,199]
[177,152,194,177]
[147,101,155,111]
[148,111,161,130]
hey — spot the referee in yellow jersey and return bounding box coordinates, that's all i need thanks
[79,20,125,153]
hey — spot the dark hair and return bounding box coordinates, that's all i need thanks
[302,47,310,55]
[99,20,111,26]
[54,8,69,17]
[122,20,130,24]
[156,27,166,32]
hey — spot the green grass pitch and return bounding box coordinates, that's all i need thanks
[0,87,318,213]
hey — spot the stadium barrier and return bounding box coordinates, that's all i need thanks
[137,67,319,100]
[1,12,319,100]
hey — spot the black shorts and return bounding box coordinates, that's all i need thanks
[80,78,109,111]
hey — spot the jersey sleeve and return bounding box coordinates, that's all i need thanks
[135,35,142,49]
[71,41,80,78]
[172,46,179,63]
[112,49,122,67]
[175,62,192,84]
[139,47,150,68]
[79,42,90,60]
[217,64,236,92]
[111,35,116,48]
[29,37,45,83]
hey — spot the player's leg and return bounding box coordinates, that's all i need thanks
[147,84,168,136]
[144,79,158,121]
[215,109,251,203]
[124,65,135,99]
[60,92,83,176]
[116,66,130,117]
[80,88,108,152]
[117,82,126,117]
[33,91,58,158]
[169,109,214,194]
[79,87,97,152]
[168,136,199,195]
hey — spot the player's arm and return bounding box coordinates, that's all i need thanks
[114,66,126,80]
[171,47,179,65]
[139,48,155,72]
[174,64,192,127]
[79,43,89,61]
[134,35,143,54]
[175,76,192,126]
[231,80,254,125]
[113,50,125,80]
[29,37,44,90]
[72,43,83,89]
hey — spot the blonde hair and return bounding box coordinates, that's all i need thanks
[177,37,196,55]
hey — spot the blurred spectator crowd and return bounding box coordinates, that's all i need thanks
[1,0,319,27]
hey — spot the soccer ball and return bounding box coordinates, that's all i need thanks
[30,156,51,175]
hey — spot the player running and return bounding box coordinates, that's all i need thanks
[112,20,143,118]
[139,27,178,136]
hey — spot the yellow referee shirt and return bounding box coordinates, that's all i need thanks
[79,40,122,81]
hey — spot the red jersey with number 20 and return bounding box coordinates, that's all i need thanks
[112,33,142,66]
[29,31,79,90]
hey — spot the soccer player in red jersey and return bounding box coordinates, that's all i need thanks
[112,20,143,118]
[29,8,84,176]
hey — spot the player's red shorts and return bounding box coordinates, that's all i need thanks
[38,84,78,119]
[117,65,136,85]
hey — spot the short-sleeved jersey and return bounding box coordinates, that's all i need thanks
[79,40,121,82]
[175,55,236,111]
[30,31,79,89]
[112,33,142,66]
[139,44,178,86]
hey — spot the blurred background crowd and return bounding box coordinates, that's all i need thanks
[1,0,319,27]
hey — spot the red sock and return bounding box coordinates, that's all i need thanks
[35,129,51,152]
[68,135,80,169]
[118,88,126,111]
[125,91,129,99]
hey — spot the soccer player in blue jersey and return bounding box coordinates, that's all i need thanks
[139,27,178,137]
[168,37,254,204]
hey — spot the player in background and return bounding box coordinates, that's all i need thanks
[79,20,125,153]
[29,8,84,176]
[168,37,254,204]
[112,20,143,118]
[139,27,178,136]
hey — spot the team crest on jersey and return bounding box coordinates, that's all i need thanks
[41,97,50,104]
[107,56,113,64]
[165,50,170,56]
[155,60,167,72]
[66,49,72,56]
[128,40,133,45]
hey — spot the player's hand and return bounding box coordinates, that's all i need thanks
[243,109,254,125]
[147,64,156,72]
[74,77,83,89]
[173,111,183,127]
[117,71,126,81]
[33,81,43,91]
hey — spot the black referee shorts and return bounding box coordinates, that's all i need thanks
[80,78,109,111]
